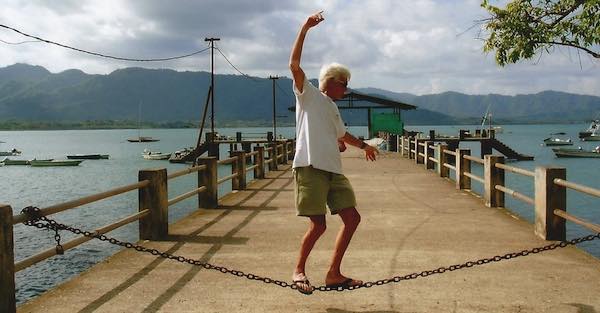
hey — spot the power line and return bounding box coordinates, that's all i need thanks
[0,38,41,45]
[0,24,210,62]
[274,79,293,98]
[214,46,261,82]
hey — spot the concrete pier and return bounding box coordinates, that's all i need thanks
[18,147,600,312]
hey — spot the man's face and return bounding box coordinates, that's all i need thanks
[326,77,348,100]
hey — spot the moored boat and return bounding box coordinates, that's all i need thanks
[67,154,109,159]
[0,148,22,156]
[552,147,600,158]
[2,158,30,165]
[30,160,83,167]
[142,149,170,160]
[543,137,573,146]
[127,136,159,143]
[579,119,599,139]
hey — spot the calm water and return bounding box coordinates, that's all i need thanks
[1,125,599,304]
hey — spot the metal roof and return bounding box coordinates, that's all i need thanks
[287,90,417,112]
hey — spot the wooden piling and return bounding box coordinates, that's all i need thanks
[425,141,434,170]
[0,204,16,313]
[197,157,218,209]
[231,151,247,190]
[484,155,505,208]
[456,149,471,190]
[535,166,566,241]
[267,143,278,170]
[254,146,265,179]
[438,144,449,178]
[138,169,168,241]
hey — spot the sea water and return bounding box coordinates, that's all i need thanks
[1,125,599,304]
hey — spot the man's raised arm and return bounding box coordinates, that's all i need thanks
[289,11,324,93]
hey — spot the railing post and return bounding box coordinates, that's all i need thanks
[411,137,417,160]
[438,144,449,178]
[280,142,288,165]
[231,151,247,190]
[534,166,566,241]
[0,204,16,313]
[424,141,434,169]
[398,136,403,156]
[198,157,218,209]
[254,146,265,179]
[484,155,505,208]
[456,149,471,190]
[138,169,168,241]
[268,143,278,170]
[415,139,423,164]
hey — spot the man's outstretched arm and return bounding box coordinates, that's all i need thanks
[289,11,324,93]
[341,132,379,161]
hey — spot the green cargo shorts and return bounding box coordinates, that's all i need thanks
[293,166,357,216]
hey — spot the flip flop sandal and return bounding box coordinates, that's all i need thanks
[293,279,313,295]
[325,278,362,290]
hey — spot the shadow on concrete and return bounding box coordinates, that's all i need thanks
[77,167,293,313]
[326,308,399,313]
[566,303,598,313]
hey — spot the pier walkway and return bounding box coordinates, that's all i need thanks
[18,148,600,312]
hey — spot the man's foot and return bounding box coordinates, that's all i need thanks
[325,276,363,289]
[292,272,313,295]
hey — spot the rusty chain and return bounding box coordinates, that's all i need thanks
[21,206,600,293]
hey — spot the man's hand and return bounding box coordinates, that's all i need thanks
[305,11,324,28]
[364,144,378,161]
[338,139,347,152]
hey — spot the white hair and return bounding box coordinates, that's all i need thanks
[318,62,351,91]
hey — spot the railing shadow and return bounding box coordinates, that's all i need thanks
[77,166,293,313]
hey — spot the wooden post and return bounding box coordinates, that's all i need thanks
[456,149,471,190]
[280,142,288,165]
[412,137,418,160]
[139,169,168,241]
[484,155,505,208]
[535,166,566,241]
[425,141,434,170]
[416,139,425,164]
[0,204,16,313]
[268,143,278,170]
[481,139,493,158]
[231,151,247,190]
[289,140,296,160]
[198,157,218,209]
[254,146,265,179]
[438,144,449,178]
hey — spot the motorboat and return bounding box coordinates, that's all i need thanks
[0,148,22,156]
[543,137,573,146]
[579,119,599,139]
[552,146,600,158]
[127,136,159,143]
[142,149,171,160]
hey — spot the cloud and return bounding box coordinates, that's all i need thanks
[0,0,598,96]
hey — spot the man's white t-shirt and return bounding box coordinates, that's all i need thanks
[292,75,346,174]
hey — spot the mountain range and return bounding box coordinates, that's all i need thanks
[1,63,599,128]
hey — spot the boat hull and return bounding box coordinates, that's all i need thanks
[30,160,83,166]
[552,148,600,158]
[67,154,109,159]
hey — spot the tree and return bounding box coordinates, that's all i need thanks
[481,0,600,66]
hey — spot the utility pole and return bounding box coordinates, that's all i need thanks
[269,75,279,142]
[205,37,220,136]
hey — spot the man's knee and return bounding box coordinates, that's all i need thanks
[340,208,361,228]
[311,222,327,235]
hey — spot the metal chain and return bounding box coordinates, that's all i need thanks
[21,206,600,293]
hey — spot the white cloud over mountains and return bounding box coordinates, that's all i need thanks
[1,0,598,96]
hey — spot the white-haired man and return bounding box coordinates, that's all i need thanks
[289,11,378,295]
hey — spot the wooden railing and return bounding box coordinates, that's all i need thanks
[0,140,295,313]
[394,135,599,243]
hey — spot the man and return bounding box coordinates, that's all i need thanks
[289,11,378,295]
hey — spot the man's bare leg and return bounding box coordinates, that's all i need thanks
[293,215,326,293]
[325,207,363,286]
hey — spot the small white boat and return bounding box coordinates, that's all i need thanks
[142,149,170,160]
[579,119,599,139]
[0,148,22,156]
[543,137,573,146]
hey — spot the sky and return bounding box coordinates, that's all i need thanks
[0,0,598,96]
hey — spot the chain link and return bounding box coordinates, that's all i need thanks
[21,206,600,293]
